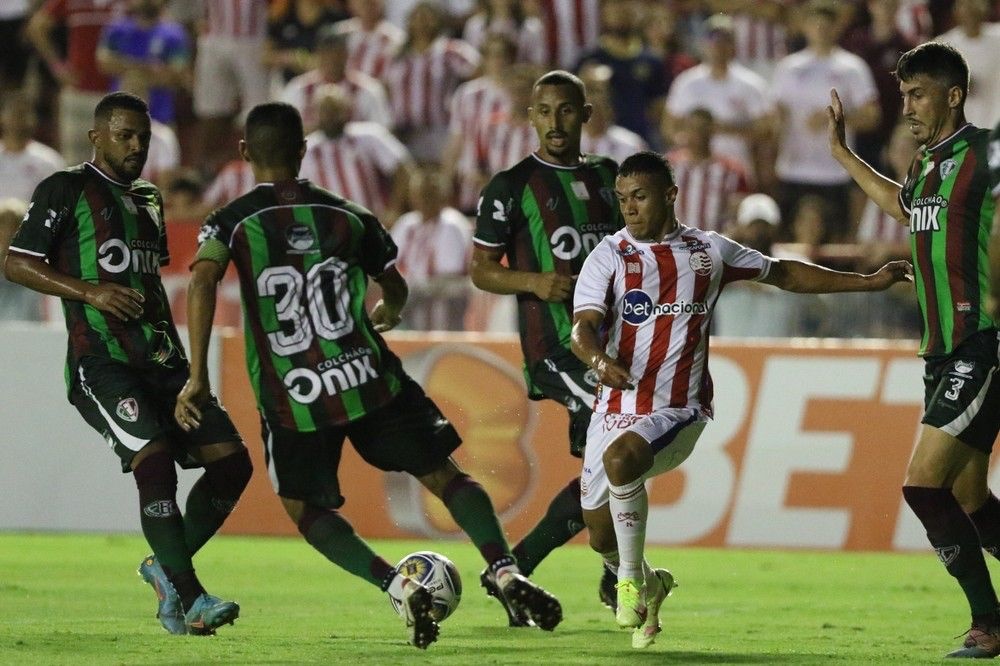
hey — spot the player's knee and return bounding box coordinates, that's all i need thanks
[588,522,616,554]
[603,438,650,486]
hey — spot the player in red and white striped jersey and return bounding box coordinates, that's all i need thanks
[668,108,749,233]
[299,84,414,222]
[571,151,911,646]
[383,1,480,162]
[336,0,404,80]
[201,0,266,38]
[536,0,601,69]
[202,158,255,209]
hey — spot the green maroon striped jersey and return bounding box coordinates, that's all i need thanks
[989,122,1000,198]
[9,163,182,391]
[899,124,997,356]
[474,153,621,367]
[197,179,404,431]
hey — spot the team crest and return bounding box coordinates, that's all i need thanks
[570,181,590,200]
[116,397,139,422]
[921,160,935,178]
[689,250,713,275]
[286,224,315,251]
[939,159,957,180]
[954,360,975,375]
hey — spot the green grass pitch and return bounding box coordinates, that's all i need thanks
[0,533,985,664]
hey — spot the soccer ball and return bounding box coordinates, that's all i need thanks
[388,551,462,622]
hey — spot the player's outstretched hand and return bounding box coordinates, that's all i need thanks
[592,353,635,391]
[532,272,573,302]
[827,88,849,156]
[175,377,209,431]
[370,299,402,332]
[868,260,914,290]
[84,282,144,321]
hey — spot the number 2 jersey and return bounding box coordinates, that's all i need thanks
[196,179,404,431]
[574,225,771,416]
[8,163,182,391]
[474,153,621,368]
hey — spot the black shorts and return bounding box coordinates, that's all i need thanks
[922,328,1000,453]
[261,377,462,508]
[525,348,598,458]
[70,356,243,472]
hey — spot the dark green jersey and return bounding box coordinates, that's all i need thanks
[197,179,404,431]
[899,124,996,356]
[474,153,621,367]
[989,122,1000,198]
[9,163,182,391]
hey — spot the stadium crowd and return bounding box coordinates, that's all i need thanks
[1,0,999,338]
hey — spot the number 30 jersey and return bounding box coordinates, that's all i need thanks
[197,179,404,431]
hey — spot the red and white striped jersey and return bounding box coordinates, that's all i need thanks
[201,0,267,39]
[857,199,910,245]
[203,159,255,208]
[479,117,537,175]
[335,18,404,81]
[384,36,480,131]
[390,207,472,283]
[536,0,601,69]
[449,77,511,210]
[300,123,411,217]
[896,0,932,44]
[581,126,647,166]
[461,13,547,65]
[574,225,770,416]
[669,150,750,232]
[279,69,392,130]
[731,12,787,68]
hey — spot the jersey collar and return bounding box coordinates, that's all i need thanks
[623,222,686,245]
[85,161,135,188]
[924,123,974,154]
[531,152,587,170]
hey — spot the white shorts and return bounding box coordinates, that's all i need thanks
[580,408,707,511]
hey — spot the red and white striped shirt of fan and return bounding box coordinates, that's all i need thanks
[335,17,404,81]
[201,0,267,39]
[574,225,770,416]
[669,149,751,233]
[448,77,511,211]
[478,117,538,174]
[203,159,255,209]
[857,199,910,246]
[383,36,480,131]
[537,0,601,69]
[279,69,392,131]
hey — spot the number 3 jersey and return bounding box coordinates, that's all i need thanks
[574,225,771,416]
[474,153,621,368]
[197,179,404,431]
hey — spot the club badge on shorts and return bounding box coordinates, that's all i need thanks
[116,397,139,422]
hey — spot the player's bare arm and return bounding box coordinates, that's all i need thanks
[827,88,907,222]
[4,253,144,321]
[175,258,226,431]
[761,257,913,293]
[470,246,573,301]
[571,309,634,390]
[371,265,408,332]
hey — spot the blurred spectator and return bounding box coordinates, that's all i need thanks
[280,25,391,132]
[663,14,772,184]
[668,107,749,232]
[771,0,879,242]
[574,0,667,149]
[441,32,516,214]
[26,0,124,164]
[97,0,191,126]
[335,0,403,81]
[264,0,348,88]
[477,63,538,173]
[0,1,34,94]
[390,164,473,331]
[162,168,206,221]
[533,0,600,69]
[577,64,647,164]
[461,0,545,64]
[704,0,791,80]
[0,198,44,321]
[141,118,181,186]
[841,0,915,174]
[300,84,414,223]
[384,1,480,163]
[933,0,1000,128]
[191,0,270,175]
[383,0,476,31]
[855,122,918,267]
[642,2,698,84]
[896,0,933,43]
[0,92,65,202]
[202,158,255,210]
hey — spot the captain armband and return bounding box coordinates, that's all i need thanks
[194,237,231,265]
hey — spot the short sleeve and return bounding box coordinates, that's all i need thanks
[357,211,398,277]
[8,173,77,261]
[474,172,516,250]
[712,232,771,285]
[573,240,617,315]
[363,125,411,173]
[197,207,233,248]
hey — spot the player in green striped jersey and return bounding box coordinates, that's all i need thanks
[471,70,622,624]
[4,93,250,636]
[828,42,1000,657]
[177,103,562,648]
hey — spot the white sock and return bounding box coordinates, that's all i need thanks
[387,573,407,599]
[608,477,647,583]
[601,549,620,577]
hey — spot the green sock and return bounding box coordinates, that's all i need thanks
[513,478,584,576]
[133,451,194,577]
[298,507,394,587]
[442,474,511,565]
[182,477,227,554]
[183,450,253,554]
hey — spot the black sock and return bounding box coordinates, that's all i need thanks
[903,485,999,621]
[133,450,204,610]
[183,448,253,554]
[512,478,584,576]
[969,494,1000,562]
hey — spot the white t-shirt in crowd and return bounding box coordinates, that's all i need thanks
[0,141,65,202]
[934,24,1000,128]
